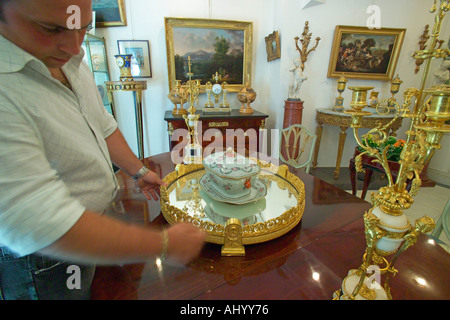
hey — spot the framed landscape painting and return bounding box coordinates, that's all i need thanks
[327,26,406,81]
[165,17,253,92]
[92,0,126,27]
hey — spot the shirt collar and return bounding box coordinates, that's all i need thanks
[0,34,85,74]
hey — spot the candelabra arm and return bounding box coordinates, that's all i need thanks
[351,126,395,188]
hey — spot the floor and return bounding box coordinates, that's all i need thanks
[309,167,450,253]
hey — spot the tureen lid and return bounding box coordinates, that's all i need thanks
[203,148,260,178]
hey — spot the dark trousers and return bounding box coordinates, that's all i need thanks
[0,246,95,300]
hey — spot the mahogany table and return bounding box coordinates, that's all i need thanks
[91,152,450,300]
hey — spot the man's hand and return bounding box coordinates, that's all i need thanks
[136,170,167,200]
[165,223,206,265]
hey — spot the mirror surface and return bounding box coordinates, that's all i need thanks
[167,169,299,226]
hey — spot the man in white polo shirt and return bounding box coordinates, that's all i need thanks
[0,0,205,299]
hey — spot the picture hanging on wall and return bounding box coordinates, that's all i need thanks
[327,25,406,81]
[117,40,152,78]
[164,17,253,92]
[265,31,281,62]
[92,0,127,27]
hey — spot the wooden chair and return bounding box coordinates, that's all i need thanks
[349,147,411,200]
[431,199,450,242]
[279,124,317,173]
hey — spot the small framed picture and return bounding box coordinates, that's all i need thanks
[117,40,152,78]
[265,31,281,62]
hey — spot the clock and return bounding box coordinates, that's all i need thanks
[116,56,125,67]
[212,83,223,95]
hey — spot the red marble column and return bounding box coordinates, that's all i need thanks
[283,100,304,128]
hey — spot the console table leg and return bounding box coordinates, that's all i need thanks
[334,126,347,179]
[312,123,323,168]
[361,168,374,200]
[349,159,357,195]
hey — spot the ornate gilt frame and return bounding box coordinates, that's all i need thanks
[160,162,305,255]
[265,31,281,62]
[327,25,406,81]
[164,17,253,92]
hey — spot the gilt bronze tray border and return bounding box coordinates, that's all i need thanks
[160,162,305,255]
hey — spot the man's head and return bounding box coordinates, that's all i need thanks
[0,0,92,68]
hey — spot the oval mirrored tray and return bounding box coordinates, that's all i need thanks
[160,161,305,256]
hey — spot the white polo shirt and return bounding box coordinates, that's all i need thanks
[0,35,118,256]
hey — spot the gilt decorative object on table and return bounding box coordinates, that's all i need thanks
[181,57,202,164]
[203,72,230,114]
[333,76,348,112]
[168,80,188,115]
[160,159,305,257]
[334,0,450,300]
[237,82,257,114]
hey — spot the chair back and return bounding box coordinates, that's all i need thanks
[431,199,450,241]
[279,124,317,173]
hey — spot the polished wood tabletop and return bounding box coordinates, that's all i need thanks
[91,152,450,300]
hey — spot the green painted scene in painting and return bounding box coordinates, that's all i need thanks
[173,27,245,84]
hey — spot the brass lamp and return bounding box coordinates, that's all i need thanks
[334,0,450,300]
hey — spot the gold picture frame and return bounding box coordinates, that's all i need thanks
[164,17,253,92]
[327,25,406,81]
[265,31,281,62]
[92,0,127,28]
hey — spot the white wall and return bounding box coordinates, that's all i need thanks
[96,0,449,180]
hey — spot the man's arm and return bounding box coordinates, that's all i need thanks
[104,128,165,200]
[38,130,204,265]
[105,128,144,177]
[40,210,205,265]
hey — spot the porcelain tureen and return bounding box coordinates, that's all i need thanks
[202,148,261,200]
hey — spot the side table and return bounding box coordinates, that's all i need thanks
[164,109,268,155]
[313,108,403,179]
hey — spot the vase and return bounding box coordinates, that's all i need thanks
[114,54,133,81]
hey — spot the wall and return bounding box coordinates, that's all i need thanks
[96,0,449,182]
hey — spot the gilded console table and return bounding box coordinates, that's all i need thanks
[313,108,403,179]
[106,80,147,159]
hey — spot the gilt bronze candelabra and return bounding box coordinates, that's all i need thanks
[181,57,202,164]
[334,0,450,300]
[294,21,321,72]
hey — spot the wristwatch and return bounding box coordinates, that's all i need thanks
[132,166,150,181]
